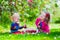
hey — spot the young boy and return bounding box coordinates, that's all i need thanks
[10,13,26,34]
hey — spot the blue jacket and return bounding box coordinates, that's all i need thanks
[39,22,42,28]
[11,22,23,33]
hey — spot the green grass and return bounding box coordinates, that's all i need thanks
[0,23,60,40]
[0,29,60,40]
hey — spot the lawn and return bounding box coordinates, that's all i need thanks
[0,23,60,40]
[0,29,60,40]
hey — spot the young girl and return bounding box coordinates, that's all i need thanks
[35,11,46,32]
[35,11,50,33]
[10,13,26,34]
[42,12,50,33]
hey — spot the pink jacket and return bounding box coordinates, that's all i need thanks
[42,21,50,33]
[35,17,41,27]
[35,17,49,33]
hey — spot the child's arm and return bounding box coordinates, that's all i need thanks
[38,21,42,29]
[37,20,41,27]
[11,23,18,30]
[19,27,23,29]
[19,24,27,29]
[37,25,41,29]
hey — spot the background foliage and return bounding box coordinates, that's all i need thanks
[0,0,60,30]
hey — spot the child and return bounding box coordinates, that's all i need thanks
[42,12,50,33]
[35,11,50,34]
[35,11,45,32]
[39,12,50,34]
[10,13,26,34]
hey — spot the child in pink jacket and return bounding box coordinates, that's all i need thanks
[35,11,46,32]
[35,12,50,33]
[42,12,50,33]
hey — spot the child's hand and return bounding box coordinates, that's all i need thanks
[37,26,40,29]
[11,26,16,30]
[14,26,16,29]
[23,24,27,28]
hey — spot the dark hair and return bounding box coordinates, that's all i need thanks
[45,12,50,23]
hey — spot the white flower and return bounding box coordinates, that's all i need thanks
[45,4,51,9]
[54,37,56,40]
[38,34,39,35]
[44,37,46,39]
[46,33,48,35]
[32,33,34,34]
[57,1,60,5]
[12,2,15,5]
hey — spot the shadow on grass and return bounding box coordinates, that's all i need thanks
[0,32,10,35]
[55,18,60,23]
[48,32,60,37]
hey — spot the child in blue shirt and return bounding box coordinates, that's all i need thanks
[10,13,26,33]
[11,22,24,33]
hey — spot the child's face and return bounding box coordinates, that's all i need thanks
[40,12,45,21]
[13,17,19,22]
[12,13,20,22]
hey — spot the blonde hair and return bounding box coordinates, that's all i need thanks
[12,13,20,19]
[40,11,46,19]
[12,13,20,23]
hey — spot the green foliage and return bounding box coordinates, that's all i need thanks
[55,3,58,8]
[0,0,60,25]
[0,0,41,24]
